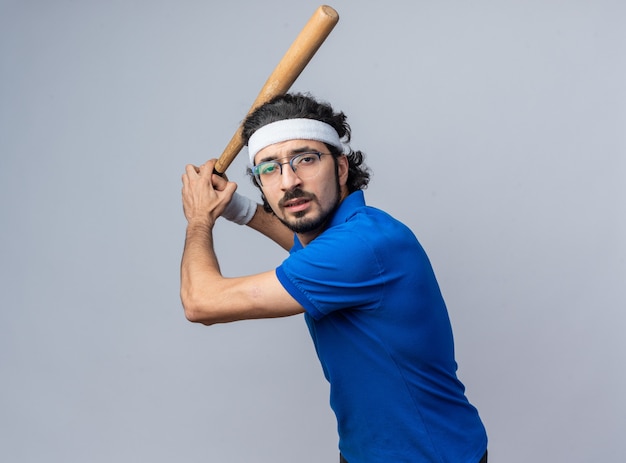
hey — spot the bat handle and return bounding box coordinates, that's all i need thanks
[214,126,245,175]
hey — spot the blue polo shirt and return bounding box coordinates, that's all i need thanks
[276,191,487,462]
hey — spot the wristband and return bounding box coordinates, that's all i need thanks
[222,192,257,225]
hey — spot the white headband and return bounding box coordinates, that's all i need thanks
[247,118,343,164]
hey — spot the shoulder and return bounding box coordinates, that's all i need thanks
[332,203,419,253]
[286,203,418,279]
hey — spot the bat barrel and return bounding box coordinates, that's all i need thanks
[213,5,339,175]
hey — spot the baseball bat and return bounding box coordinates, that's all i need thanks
[213,5,339,175]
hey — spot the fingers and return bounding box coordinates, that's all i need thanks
[183,160,216,176]
[182,159,238,195]
[198,159,217,176]
[182,161,214,184]
[184,164,199,176]
[211,171,229,191]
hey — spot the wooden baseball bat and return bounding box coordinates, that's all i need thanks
[213,5,339,175]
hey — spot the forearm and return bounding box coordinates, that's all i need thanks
[246,205,294,251]
[180,221,303,325]
[180,222,223,323]
[221,191,292,250]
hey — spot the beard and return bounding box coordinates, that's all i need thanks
[277,175,342,235]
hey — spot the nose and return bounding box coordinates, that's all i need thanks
[280,163,302,190]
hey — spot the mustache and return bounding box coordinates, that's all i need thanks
[278,188,316,207]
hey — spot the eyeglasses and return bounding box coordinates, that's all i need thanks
[252,151,330,186]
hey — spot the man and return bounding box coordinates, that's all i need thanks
[180,93,488,462]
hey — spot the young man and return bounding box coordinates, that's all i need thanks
[180,93,488,462]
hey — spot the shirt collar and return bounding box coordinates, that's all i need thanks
[328,190,365,228]
[291,190,365,251]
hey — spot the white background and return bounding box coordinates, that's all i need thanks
[1,1,624,461]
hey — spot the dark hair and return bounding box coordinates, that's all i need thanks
[243,93,370,211]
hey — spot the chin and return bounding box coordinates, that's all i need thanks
[282,213,327,235]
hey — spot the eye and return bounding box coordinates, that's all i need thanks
[257,162,279,175]
[294,153,318,166]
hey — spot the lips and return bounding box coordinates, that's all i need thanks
[279,190,315,214]
[283,197,311,212]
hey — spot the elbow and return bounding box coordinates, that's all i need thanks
[184,306,208,325]
[181,293,219,326]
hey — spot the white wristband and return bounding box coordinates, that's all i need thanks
[222,192,257,225]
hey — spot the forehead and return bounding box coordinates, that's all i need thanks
[254,139,329,164]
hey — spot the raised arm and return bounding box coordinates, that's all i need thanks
[180,160,304,325]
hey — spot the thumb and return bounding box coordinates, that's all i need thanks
[212,171,231,192]
[222,180,238,199]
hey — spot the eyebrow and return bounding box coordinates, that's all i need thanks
[258,146,319,163]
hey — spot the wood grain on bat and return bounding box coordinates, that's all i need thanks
[214,5,339,174]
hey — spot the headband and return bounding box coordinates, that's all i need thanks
[247,118,343,164]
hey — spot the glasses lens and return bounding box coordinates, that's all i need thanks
[292,152,322,179]
[254,161,280,185]
[254,152,324,186]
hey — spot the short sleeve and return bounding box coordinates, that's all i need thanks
[276,224,386,320]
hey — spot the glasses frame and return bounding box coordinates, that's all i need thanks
[252,151,330,186]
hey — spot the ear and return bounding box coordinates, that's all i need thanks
[337,155,349,187]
